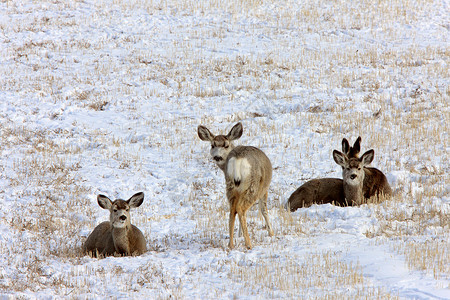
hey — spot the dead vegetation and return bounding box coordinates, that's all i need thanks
[0,0,448,297]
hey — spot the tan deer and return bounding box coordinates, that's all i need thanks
[83,192,147,257]
[287,137,391,211]
[197,122,274,249]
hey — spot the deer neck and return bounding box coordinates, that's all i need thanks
[343,182,364,205]
[218,162,227,173]
[217,144,235,174]
[112,226,131,255]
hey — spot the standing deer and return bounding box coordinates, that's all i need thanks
[83,192,147,257]
[287,137,391,211]
[197,122,274,249]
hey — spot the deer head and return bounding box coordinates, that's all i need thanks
[97,192,144,229]
[197,122,243,170]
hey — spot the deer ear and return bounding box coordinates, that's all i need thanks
[342,138,350,154]
[128,192,144,208]
[361,149,374,166]
[333,150,347,167]
[198,125,214,142]
[227,122,243,141]
[97,195,112,210]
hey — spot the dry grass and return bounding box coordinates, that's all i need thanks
[0,0,448,297]
[230,249,398,299]
[0,123,94,294]
[400,239,449,281]
[364,187,449,280]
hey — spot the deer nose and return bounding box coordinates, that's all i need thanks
[350,174,357,180]
[119,215,127,221]
[213,156,223,162]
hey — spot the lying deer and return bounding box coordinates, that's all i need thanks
[198,122,274,249]
[287,137,391,211]
[83,192,147,257]
[334,138,392,204]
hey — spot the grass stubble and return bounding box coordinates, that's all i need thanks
[0,0,448,297]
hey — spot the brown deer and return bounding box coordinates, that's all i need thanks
[287,137,391,211]
[334,138,392,204]
[286,178,346,211]
[83,192,147,257]
[197,122,274,249]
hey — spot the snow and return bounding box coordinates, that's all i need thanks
[0,0,449,298]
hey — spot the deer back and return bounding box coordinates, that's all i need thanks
[363,167,393,199]
[287,178,346,211]
[225,146,272,193]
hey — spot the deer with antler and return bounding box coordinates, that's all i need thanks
[288,137,392,211]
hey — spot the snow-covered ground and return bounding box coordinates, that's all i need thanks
[0,0,448,298]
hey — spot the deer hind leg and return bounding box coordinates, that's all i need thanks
[228,198,237,249]
[238,201,260,237]
[237,208,252,249]
[259,192,274,237]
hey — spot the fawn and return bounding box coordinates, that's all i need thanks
[198,122,274,249]
[83,192,147,257]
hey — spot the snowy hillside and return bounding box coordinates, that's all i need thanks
[0,0,448,298]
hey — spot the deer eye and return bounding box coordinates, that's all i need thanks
[224,144,229,149]
[358,167,361,170]
[211,145,215,149]
[113,208,118,212]
[126,208,129,211]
